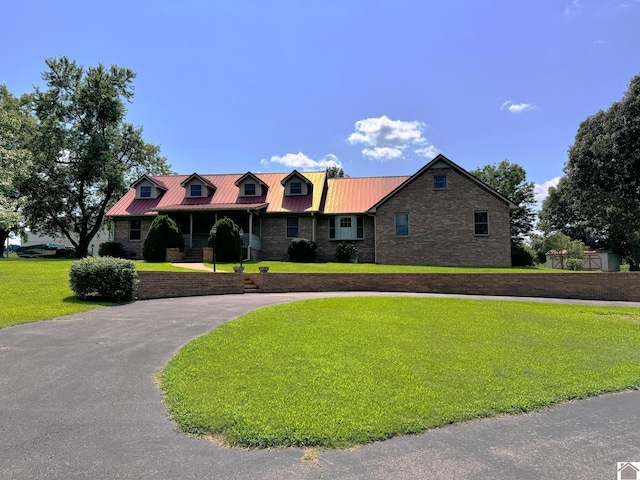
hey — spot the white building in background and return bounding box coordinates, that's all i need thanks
[22,224,112,256]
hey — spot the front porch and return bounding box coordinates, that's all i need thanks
[167,210,263,262]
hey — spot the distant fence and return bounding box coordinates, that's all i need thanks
[136,271,640,302]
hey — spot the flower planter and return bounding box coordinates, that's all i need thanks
[233,266,245,273]
[258,266,270,273]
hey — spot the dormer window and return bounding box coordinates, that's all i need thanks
[140,186,152,198]
[281,170,311,196]
[244,183,256,196]
[290,182,302,195]
[190,184,202,197]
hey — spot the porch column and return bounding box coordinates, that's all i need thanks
[311,212,316,242]
[189,213,193,249]
[247,210,253,260]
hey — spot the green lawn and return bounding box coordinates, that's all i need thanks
[0,258,192,329]
[159,297,640,449]
[203,260,574,273]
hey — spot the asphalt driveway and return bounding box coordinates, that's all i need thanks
[1,292,640,479]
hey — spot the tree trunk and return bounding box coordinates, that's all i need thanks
[74,237,90,258]
[0,229,8,257]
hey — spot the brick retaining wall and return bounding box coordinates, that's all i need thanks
[136,271,640,302]
[247,272,640,302]
[136,271,244,299]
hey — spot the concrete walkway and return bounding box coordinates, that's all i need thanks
[1,292,640,479]
[172,262,214,271]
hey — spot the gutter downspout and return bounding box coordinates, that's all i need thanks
[189,213,193,249]
[373,213,377,264]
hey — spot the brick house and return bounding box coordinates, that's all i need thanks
[106,154,516,266]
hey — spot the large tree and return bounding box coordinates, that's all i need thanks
[470,160,536,244]
[540,73,640,268]
[20,57,172,257]
[0,85,34,256]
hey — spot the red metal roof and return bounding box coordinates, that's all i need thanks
[107,171,327,217]
[323,176,409,214]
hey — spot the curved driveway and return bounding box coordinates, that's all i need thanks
[1,292,640,479]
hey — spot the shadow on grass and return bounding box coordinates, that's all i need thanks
[62,295,118,307]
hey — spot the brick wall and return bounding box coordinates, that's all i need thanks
[247,272,640,302]
[375,167,512,266]
[314,216,375,263]
[259,215,315,261]
[113,217,154,258]
[136,271,640,302]
[136,271,244,299]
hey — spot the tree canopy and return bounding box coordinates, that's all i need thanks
[540,73,640,268]
[470,160,536,244]
[326,166,347,179]
[0,85,34,256]
[19,57,172,257]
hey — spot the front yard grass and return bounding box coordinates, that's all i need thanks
[0,258,193,328]
[159,296,640,449]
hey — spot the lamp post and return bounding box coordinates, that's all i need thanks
[239,228,244,267]
[212,226,217,273]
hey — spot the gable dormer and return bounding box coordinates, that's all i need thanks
[235,172,268,197]
[131,174,167,200]
[281,170,313,196]
[180,173,216,199]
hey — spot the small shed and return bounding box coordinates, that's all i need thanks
[582,249,620,272]
[545,249,620,272]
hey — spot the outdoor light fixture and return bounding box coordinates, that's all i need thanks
[212,226,217,273]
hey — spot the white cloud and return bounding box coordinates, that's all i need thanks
[260,152,341,171]
[413,145,439,160]
[564,0,582,14]
[347,115,438,161]
[501,100,537,113]
[593,39,606,45]
[362,147,404,161]
[534,176,561,206]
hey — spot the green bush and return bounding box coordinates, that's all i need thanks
[565,258,584,271]
[99,241,126,258]
[336,241,357,262]
[69,257,138,302]
[287,238,317,262]
[511,242,535,267]
[143,215,184,262]
[208,217,242,262]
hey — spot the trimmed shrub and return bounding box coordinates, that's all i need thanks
[511,242,534,267]
[99,241,126,258]
[288,238,317,262]
[565,258,584,271]
[69,257,138,302]
[336,242,357,263]
[143,215,184,262]
[208,217,242,262]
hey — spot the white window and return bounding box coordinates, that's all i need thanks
[290,182,302,195]
[329,216,364,240]
[434,175,447,189]
[287,217,299,238]
[190,184,202,197]
[395,213,409,237]
[244,183,256,196]
[130,219,142,240]
[474,211,489,235]
[140,185,152,198]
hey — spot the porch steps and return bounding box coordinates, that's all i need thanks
[183,248,203,263]
[243,277,261,293]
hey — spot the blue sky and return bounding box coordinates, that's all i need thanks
[2,0,639,205]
